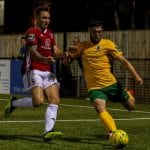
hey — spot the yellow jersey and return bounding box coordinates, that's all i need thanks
[79,39,122,91]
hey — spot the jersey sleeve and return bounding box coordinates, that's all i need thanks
[25,28,37,46]
[106,40,123,59]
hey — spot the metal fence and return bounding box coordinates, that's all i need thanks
[0,31,150,103]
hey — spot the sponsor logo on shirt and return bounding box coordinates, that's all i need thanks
[41,39,51,50]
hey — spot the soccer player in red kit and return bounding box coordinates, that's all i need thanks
[4,6,67,142]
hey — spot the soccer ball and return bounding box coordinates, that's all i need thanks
[109,130,129,148]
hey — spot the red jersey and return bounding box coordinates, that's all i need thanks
[25,26,56,72]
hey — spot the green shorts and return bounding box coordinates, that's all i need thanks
[89,83,129,103]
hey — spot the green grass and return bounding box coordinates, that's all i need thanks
[0,96,150,150]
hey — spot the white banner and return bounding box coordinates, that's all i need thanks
[0,1,4,26]
[0,60,10,94]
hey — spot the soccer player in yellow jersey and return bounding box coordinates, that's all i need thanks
[69,18,143,137]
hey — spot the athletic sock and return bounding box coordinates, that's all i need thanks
[12,97,33,107]
[44,104,58,133]
[99,110,117,132]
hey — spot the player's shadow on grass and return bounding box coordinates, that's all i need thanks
[62,134,108,145]
[0,134,46,143]
[62,134,129,149]
[62,136,101,144]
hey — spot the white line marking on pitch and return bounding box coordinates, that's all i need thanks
[0,99,9,101]
[1,98,150,114]
[60,104,150,114]
[0,118,150,123]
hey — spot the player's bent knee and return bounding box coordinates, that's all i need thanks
[93,100,106,113]
[50,99,60,105]
[33,99,44,107]
[33,102,43,107]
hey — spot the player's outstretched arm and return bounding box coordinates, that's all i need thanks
[118,55,143,85]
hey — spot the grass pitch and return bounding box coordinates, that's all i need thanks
[0,95,150,150]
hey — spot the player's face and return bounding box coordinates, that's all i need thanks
[73,38,79,45]
[21,39,26,46]
[90,26,103,44]
[37,11,50,29]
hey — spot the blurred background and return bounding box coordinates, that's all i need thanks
[0,0,150,102]
[0,0,149,34]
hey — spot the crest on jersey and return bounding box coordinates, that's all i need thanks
[96,46,100,51]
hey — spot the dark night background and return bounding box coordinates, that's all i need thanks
[4,0,150,34]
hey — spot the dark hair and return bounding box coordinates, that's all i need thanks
[33,0,51,9]
[89,18,104,28]
[34,6,50,17]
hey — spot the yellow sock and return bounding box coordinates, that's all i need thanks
[99,111,117,132]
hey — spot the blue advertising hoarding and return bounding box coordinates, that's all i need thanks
[10,59,30,95]
[1,59,56,95]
